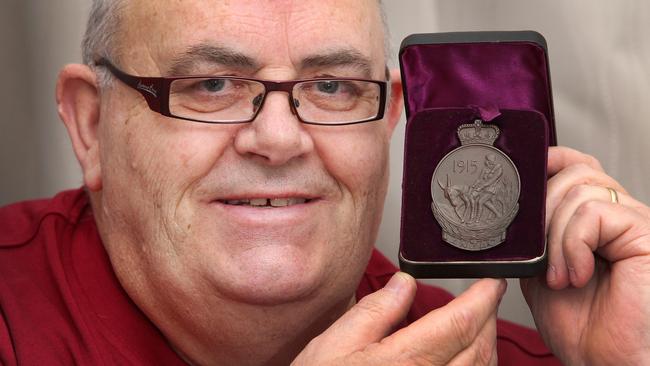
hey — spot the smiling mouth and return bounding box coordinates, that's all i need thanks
[218,198,312,208]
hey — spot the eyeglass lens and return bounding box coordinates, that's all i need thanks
[168,78,381,124]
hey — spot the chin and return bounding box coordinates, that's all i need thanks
[208,244,332,306]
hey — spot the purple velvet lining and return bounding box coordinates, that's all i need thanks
[398,40,554,264]
[400,42,555,144]
[400,108,548,262]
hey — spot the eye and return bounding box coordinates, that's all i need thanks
[252,94,264,109]
[201,79,226,92]
[316,81,340,94]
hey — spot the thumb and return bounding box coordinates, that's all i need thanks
[297,272,417,362]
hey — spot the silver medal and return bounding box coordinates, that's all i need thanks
[431,119,520,251]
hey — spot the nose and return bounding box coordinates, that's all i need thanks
[233,92,314,166]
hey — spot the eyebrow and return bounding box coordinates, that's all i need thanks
[167,43,258,76]
[300,48,374,79]
[167,44,375,79]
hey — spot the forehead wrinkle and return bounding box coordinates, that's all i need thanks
[300,49,374,79]
[167,43,259,76]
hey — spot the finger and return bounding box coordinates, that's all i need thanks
[545,178,613,289]
[546,184,617,288]
[547,147,650,218]
[546,163,626,229]
[299,272,416,361]
[563,200,650,287]
[547,146,604,177]
[447,310,498,366]
[378,278,506,364]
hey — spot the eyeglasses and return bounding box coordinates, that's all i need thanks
[95,58,387,126]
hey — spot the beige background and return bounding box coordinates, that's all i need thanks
[2,1,649,329]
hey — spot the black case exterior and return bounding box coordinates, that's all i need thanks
[398,31,556,278]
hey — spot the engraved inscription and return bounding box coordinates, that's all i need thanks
[452,159,479,175]
[137,81,158,97]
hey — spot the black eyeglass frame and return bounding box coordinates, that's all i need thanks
[94,58,388,126]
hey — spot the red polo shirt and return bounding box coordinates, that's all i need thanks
[0,189,560,365]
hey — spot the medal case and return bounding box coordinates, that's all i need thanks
[398,31,556,278]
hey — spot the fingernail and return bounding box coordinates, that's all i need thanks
[385,272,409,294]
[547,264,557,284]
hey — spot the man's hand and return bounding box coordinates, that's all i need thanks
[293,274,506,366]
[521,146,650,365]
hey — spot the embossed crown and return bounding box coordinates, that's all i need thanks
[457,119,500,146]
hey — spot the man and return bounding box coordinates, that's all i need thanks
[1,1,649,365]
[469,154,503,222]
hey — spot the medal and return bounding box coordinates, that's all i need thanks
[431,119,520,251]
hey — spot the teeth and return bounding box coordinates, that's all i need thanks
[270,198,290,207]
[223,197,309,207]
[288,198,307,205]
[268,198,306,207]
[249,198,269,206]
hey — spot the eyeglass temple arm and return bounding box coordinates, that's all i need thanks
[94,58,165,113]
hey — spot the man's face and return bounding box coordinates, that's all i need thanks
[94,0,398,306]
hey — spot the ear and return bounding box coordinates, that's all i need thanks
[56,64,103,192]
[385,68,404,137]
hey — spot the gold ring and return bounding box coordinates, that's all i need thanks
[606,187,619,204]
